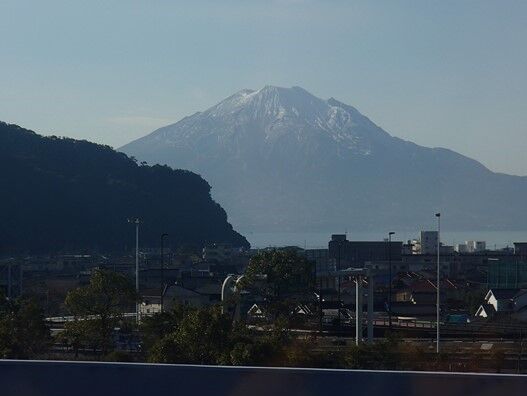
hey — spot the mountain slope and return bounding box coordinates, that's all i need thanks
[120,86,527,232]
[0,122,248,252]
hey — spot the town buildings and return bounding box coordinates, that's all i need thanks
[475,288,527,322]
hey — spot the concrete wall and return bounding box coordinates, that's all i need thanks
[1,360,527,396]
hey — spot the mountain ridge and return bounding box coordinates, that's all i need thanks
[0,121,249,252]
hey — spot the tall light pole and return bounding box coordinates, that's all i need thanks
[388,231,395,331]
[160,233,168,312]
[337,240,342,327]
[435,213,441,354]
[128,218,141,323]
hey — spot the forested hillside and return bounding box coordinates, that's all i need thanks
[0,122,248,253]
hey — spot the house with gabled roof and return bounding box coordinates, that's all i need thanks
[475,288,527,321]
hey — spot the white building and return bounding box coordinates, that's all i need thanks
[419,231,439,255]
[475,289,527,321]
[139,298,162,318]
[466,241,486,253]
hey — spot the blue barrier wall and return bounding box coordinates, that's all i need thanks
[1,360,526,396]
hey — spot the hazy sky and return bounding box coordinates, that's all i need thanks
[1,0,527,175]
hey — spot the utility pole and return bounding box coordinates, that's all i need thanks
[160,233,168,312]
[128,218,141,323]
[337,241,342,327]
[319,275,323,334]
[19,264,23,296]
[355,274,363,345]
[367,269,374,343]
[388,231,395,331]
[435,213,441,354]
[7,263,12,299]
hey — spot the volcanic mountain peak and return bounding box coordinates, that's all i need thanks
[155,85,392,153]
[206,85,328,120]
[120,86,527,232]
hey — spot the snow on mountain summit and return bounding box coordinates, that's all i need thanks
[125,86,399,157]
[207,85,327,120]
[157,85,391,152]
[120,85,527,233]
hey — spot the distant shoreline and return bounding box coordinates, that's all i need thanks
[242,230,527,250]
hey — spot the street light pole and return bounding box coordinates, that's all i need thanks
[160,233,168,312]
[435,213,441,354]
[388,231,395,331]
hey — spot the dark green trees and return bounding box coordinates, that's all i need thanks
[142,304,289,366]
[243,249,315,319]
[0,296,50,359]
[62,270,137,355]
[146,306,234,364]
[0,121,249,253]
